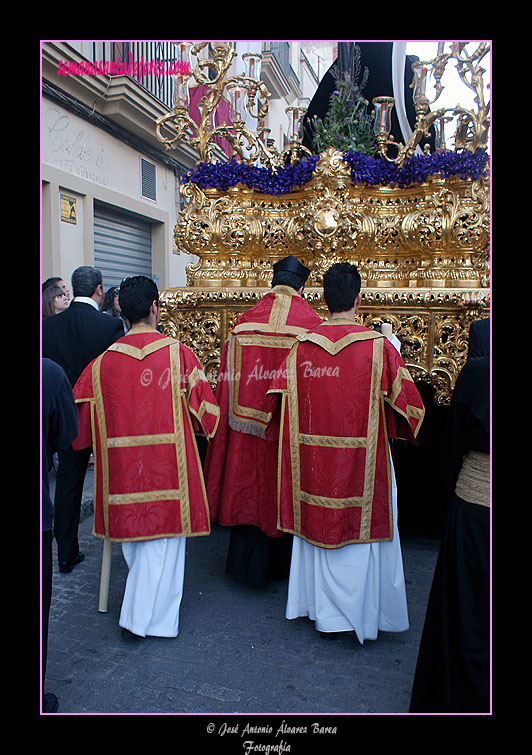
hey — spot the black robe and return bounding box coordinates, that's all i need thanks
[410,356,490,713]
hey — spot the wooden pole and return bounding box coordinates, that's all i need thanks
[98,539,113,613]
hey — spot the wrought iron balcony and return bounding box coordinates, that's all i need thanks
[88,41,182,110]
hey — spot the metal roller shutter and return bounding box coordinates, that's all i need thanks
[94,204,152,291]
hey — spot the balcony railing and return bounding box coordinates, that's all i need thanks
[262,42,300,89]
[88,41,181,110]
[81,41,301,112]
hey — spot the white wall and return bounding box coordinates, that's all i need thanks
[41,99,193,290]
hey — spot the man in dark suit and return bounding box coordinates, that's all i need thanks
[42,266,124,572]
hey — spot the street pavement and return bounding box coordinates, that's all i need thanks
[44,467,440,725]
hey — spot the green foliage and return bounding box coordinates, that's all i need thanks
[311,46,376,156]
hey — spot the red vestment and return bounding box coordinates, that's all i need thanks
[266,318,425,547]
[72,327,220,542]
[204,286,322,537]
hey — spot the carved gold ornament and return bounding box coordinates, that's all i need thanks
[174,147,489,292]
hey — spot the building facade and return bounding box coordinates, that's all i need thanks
[41,40,332,293]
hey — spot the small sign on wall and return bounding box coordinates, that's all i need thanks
[60,194,77,224]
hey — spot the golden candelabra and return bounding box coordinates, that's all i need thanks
[155,41,490,403]
[155,42,312,169]
[373,42,490,166]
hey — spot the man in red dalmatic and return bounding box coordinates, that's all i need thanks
[72,276,220,641]
[204,256,322,588]
[266,262,425,643]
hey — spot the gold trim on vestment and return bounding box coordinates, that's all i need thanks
[108,489,181,505]
[183,391,210,530]
[276,390,288,534]
[107,433,178,447]
[186,364,207,392]
[299,433,367,449]
[286,345,302,533]
[231,286,311,336]
[300,491,363,508]
[277,530,392,549]
[297,329,382,355]
[127,325,160,334]
[270,285,302,300]
[189,398,220,439]
[92,353,110,535]
[169,342,192,535]
[272,332,395,544]
[268,288,292,331]
[185,363,220,439]
[362,336,383,539]
[107,336,176,360]
[90,400,98,540]
[384,365,425,436]
[235,334,297,349]
[320,317,359,326]
[229,332,297,429]
[231,322,311,335]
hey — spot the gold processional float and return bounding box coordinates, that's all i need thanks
[154,41,490,405]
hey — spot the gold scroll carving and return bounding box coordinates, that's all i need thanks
[160,148,490,403]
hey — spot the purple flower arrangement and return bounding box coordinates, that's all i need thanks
[342,148,489,188]
[183,149,489,195]
[183,155,320,196]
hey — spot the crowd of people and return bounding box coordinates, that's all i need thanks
[41,260,490,715]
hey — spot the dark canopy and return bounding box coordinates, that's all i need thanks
[302,42,435,154]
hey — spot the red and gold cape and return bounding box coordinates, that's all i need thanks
[73,327,220,542]
[266,319,425,547]
[204,286,322,537]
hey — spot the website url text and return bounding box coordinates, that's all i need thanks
[57,52,190,83]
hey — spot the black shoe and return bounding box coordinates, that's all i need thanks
[58,552,85,573]
[121,628,145,643]
[319,631,338,640]
[43,693,59,713]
